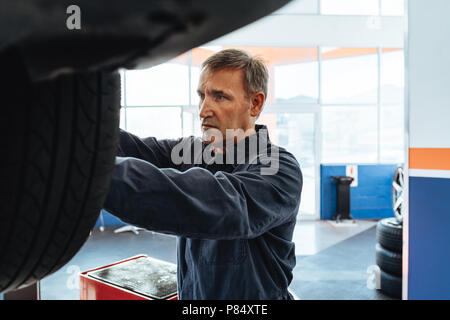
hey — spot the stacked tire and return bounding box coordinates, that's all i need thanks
[375,218,403,299]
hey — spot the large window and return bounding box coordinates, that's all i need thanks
[322,106,378,163]
[274,48,319,103]
[321,48,378,104]
[381,49,404,105]
[321,47,404,163]
[125,107,182,139]
[120,53,194,139]
[125,64,189,106]
[380,49,404,163]
[120,46,404,162]
[380,105,404,163]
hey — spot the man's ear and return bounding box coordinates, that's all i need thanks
[250,91,265,117]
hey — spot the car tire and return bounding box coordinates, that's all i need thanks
[376,243,402,276]
[379,269,402,299]
[0,47,120,293]
[392,166,404,224]
[376,218,402,253]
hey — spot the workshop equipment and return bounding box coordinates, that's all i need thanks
[332,176,354,222]
[80,255,178,300]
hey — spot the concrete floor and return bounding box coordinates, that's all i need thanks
[291,224,394,300]
[33,219,385,300]
[293,219,377,256]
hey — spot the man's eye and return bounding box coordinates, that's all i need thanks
[216,95,225,101]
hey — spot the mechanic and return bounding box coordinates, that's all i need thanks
[103,49,303,300]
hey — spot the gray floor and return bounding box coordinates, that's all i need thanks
[290,225,394,300]
[292,219,377,255]
[36,220,392,300]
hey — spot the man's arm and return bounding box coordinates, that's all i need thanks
[117,129,186,169]
[103,152,302,240]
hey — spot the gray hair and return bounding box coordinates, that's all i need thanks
[201,49,269,100]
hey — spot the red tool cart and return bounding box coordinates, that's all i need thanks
[80,255,178,300]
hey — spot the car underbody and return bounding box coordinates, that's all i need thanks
[0,0,290,81]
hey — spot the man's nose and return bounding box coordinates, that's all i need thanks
[199,98,213,120]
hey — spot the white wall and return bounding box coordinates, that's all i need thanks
[408,0,450,148]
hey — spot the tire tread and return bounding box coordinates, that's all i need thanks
[0,47,120,293]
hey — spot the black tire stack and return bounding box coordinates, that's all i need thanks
[375,217,403,299]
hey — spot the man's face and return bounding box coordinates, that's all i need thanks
[197,68,253,145]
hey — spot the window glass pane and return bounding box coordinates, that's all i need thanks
[257,113,316,216]
[193,115,202,137]
[273,0,318,14]
[182,110,195,136]
[193,47,318,105]
[125,62,189,106]
[119,108,126,130]
[275,61,319,103]
[120,69,125,106]
[191,65,201,106]
[226,47,318,105]
[380,105,404,163]
[381,0,404,16]
[126,107,182,139]
[381,49,404,105]
[322,106,378,163]
[321,0,379,15]
[321,47,378,104]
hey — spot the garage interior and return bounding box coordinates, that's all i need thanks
[38,221,388,300]
[1,0,449,301]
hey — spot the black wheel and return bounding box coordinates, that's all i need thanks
[379,269,402,299]
[0,47,120,293]
[376,243,402,276]
[392,166,404,224]
[376,218,403,253]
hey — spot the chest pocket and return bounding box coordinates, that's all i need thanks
[200,239,247,265]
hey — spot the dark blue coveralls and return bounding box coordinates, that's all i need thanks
[103,124,303,299]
